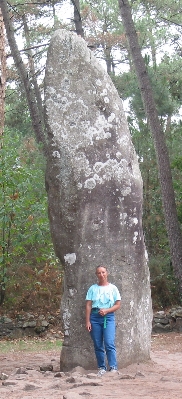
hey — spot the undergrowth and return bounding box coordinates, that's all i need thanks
[0,261,63,317]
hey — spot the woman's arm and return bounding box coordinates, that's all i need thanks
[99,300,121,316]
[86,300,92,331]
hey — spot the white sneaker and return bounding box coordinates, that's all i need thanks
[97,368,106,377]
[109,368,118,373]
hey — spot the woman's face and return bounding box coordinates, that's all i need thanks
[96,267,108,284]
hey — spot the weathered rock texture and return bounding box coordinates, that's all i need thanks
[44,29,152,371]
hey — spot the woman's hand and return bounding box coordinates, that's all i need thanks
[99,308,108,316]
[86,321,92,332]
[99,301,121,316]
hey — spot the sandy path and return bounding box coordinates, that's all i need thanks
[0,333,182,399]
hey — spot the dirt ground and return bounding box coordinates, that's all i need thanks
[0,332,182,399]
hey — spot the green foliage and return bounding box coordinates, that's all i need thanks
[81,0,121,30]
[171,143,182,224]
[127,122,170,258]
[112,46,182,308]
[141,0,182,26]
[0,128,60,306]
[81,0,128,72]
[113,55,182,119]
[5,86,32,136]
[149,255,180,309]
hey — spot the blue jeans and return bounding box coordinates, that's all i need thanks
[90,311,117,370]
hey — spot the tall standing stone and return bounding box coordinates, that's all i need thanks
[44,29,152,371]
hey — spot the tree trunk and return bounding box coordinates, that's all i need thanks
[0,8,6,137]
[0,1,47,151]
[0,7,6,305]
[22,14,44,125]
[104,45,115,75]
[71,0,84,38]
[118,0,182,297]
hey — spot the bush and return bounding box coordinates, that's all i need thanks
[149,255,180,309]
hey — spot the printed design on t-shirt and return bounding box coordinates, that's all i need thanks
[92,285,117,308]
[98,288,113,307]
[86,283,121,309]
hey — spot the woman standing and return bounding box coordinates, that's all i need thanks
[85,265,121,376]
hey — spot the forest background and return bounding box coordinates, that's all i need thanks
[0,0,182,317]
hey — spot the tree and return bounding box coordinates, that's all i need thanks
[0,0,60,305]
[0,7,6,137]
[72,0,84,37]
[0,127,59,305]
[0,0,46,150]
[81,0,127,74]
[0,0,84,149]
[0,7,7,303]
[118,0,182,298]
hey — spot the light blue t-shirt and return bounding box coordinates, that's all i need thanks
[85,283,121,309]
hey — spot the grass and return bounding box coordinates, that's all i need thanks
[0,338,63,353]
